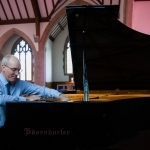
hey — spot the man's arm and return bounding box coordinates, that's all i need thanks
[22,94,41,101]
[0,93,26,105]
[22,81,70,101]
[59,93,70,101]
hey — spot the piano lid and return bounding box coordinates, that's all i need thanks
[66,5,150,90]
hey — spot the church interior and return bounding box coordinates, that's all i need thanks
[1,0,150,149]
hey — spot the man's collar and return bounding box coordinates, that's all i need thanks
[0,73,16,86]
[0,73,9,86]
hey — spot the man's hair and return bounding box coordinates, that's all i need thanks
[1,54,15,66]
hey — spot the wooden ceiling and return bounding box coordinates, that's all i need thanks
[0,0,121,41]
[0,0,68,25]
[0,0,71,41]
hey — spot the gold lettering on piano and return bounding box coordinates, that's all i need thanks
[24,128,70,136]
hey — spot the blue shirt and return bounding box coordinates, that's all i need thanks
[0,73,61,127]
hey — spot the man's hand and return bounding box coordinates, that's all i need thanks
[23,95,41,101]
[59,94,70,102]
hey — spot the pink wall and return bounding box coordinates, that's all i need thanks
[132,1,150,35]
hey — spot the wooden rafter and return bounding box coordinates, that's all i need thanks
[23,0,29,18]
[54,0,67,13]
[96,0,103,4]
[0,0,122,33]
[0,18,35,25]
[0,18,49,25]
[15,0,22,19]
[0,0,8,20]
[48,0,67,21]
[44,0,48,16]
[7,0,15,19]
[52,0,54,7]
[91,0,99,5]
[31,0,41,41]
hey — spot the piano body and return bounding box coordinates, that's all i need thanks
[2,5,150,150]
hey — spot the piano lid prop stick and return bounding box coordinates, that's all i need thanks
[82,7,89,102]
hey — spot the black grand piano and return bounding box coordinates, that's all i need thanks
[2,5,150,150]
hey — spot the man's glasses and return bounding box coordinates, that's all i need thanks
[5,65,22,73]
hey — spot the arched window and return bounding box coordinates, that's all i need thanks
[64,36,73,75]
[11,37,33,81]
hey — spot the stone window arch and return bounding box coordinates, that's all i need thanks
[11,37,33,81]
[64,36,73,75]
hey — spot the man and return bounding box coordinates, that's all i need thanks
[0,54,69,127]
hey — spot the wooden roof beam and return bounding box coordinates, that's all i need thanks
[31,0,41,42]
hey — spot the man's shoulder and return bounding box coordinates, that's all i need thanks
[0,73,7,84]
[15,78,27,85]
[17,79,32,85]
[0,73,3,79]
